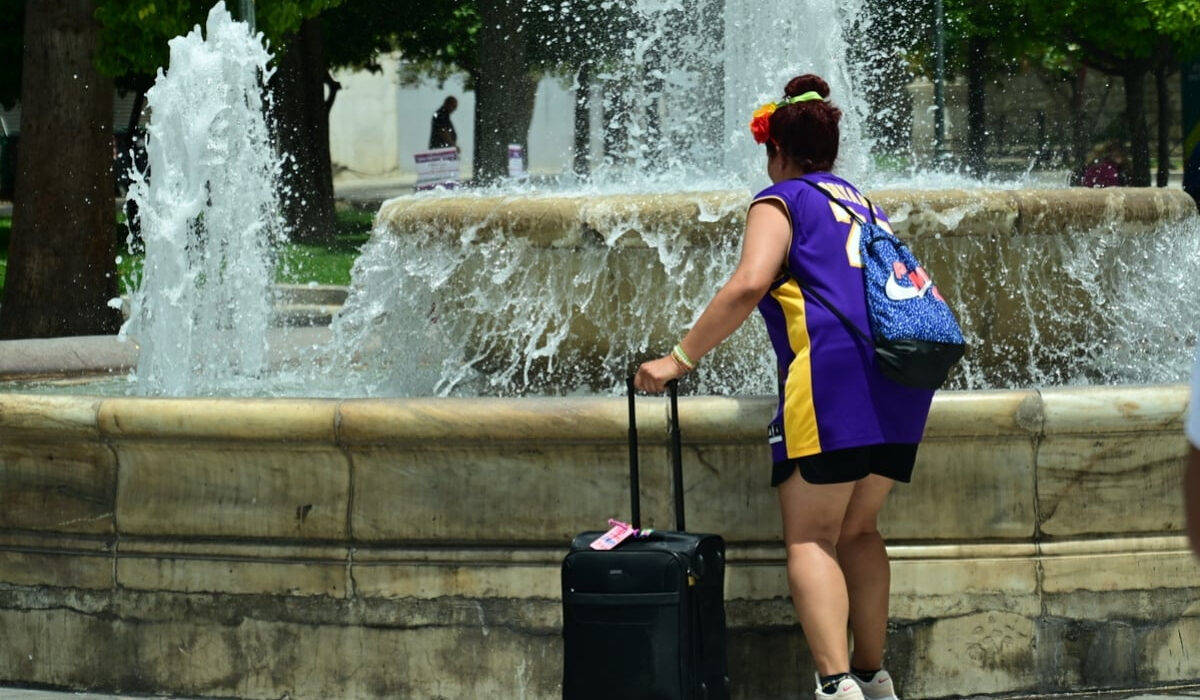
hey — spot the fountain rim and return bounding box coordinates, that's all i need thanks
[375,185,1200,247]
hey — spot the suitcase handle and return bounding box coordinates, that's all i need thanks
[668,380,685,532]
[626,375,641,529]
[626,376,685,532]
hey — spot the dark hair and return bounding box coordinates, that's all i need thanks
[765,74,841,173]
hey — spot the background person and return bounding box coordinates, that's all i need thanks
[1079,141,1129,188]
[429,96,458,151]
[634,74,932,700]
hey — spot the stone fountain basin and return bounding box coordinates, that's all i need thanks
[0,384,1196,698]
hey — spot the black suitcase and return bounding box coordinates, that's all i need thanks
[561,378,730,700]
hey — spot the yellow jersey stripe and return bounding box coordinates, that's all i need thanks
[770,276,821,457]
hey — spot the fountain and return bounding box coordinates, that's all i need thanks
[1,2,1199,699]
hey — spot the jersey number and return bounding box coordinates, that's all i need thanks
[827,201,894,268]
[828,201,862,268]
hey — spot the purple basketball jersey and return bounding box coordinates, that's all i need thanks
[753,173,933,463]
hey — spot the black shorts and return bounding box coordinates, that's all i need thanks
[771,443,920,487]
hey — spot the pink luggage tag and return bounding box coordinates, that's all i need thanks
[589,519,639,550]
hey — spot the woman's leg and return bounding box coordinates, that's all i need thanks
[837,474,895,671]
[777,472,857,675]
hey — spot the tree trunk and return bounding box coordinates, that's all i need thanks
[1155,61,1171,188]
[1122,67,1151,186]
[475,0,536,184]
[602,76,632,166]
[694,0,724,169]
[271,18,335,244]
[965,36,988,177]
[573,62,591,177]
[0,0,121,339]
[1069,67,1089,182]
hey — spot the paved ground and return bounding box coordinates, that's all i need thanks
[3,680,1200,700]
[0,691,219,699]
[4,687,1200,700]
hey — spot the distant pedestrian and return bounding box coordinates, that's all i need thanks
[1079,141,1128,188]
[429,96,458,151]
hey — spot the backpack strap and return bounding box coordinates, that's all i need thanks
[796,280,874,346]
[789,177,875,345]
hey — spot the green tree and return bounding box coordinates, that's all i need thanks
[1025,0,1197,186]
[1146,0,1200,185]
[942,0,1033,176]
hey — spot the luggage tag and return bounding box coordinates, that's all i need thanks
[589,519,654,550]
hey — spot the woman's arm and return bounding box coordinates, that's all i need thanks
[634,199,792,393]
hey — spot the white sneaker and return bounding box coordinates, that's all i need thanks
[814,674,866,700]
[852,669,900,700]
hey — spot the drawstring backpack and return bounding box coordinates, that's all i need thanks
[796,179,966,389]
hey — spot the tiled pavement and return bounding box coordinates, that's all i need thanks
[5,685,1200,700]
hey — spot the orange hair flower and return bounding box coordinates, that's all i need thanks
[748,91,827,144]
[749,102,776,144]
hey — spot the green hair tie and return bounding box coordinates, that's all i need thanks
[777,91,826,107]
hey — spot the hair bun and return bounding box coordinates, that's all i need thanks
[784,74,830,100]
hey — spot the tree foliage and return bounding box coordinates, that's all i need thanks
[92,0,338,91]
[1145,0,1200,57]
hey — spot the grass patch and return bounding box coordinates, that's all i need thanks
[873,152,913,173]
[277,207,373,286]
[276,236,369,287]
[0,207,376,293]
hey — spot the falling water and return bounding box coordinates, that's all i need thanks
[321,193,1200,398]
[721,0,875,187]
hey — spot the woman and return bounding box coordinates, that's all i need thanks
[634,74,933,700]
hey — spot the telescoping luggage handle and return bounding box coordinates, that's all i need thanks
[626,376,686,532]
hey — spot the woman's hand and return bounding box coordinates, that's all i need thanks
[634,355,687,394]
[630,200,789,396]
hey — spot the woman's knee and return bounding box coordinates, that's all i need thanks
[838,517,880,542]
[784,530,841,555]
[782,506,848,548]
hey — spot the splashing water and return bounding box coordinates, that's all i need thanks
[120,3,286,396]
[316,190,1200,398]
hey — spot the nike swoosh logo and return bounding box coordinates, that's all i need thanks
[885,271,930,301]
